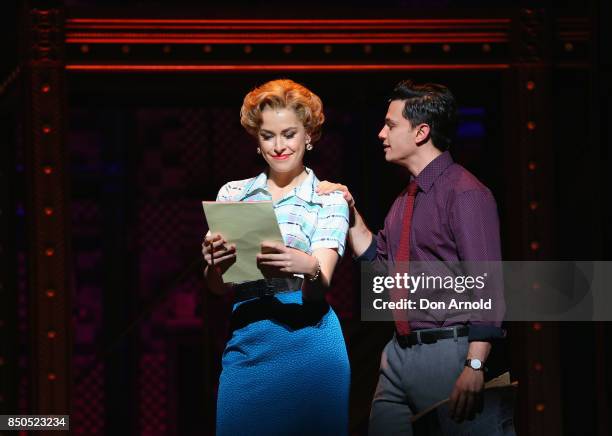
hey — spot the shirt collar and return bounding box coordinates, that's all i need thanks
[294,167,318,203]
[241,171,269,200]
[241,166,319,204]
[414,151,454,193]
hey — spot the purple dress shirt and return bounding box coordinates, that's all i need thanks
[359,151,505,341]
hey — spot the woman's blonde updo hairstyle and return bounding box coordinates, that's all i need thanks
[240,79,325,142]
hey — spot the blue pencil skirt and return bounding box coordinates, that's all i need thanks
[216,290,350,436]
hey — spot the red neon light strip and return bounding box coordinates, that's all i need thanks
[66,64,510,72]
[66,24,510,31]
[67,37,508,44]
[66,37,509,44]
[66,31,507,39]
[66,18,511,25]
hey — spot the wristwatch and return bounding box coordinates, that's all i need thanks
[465,358,485,371]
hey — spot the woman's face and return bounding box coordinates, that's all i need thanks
[258,106,309,175]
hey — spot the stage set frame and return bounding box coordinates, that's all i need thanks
[2,3,603,435]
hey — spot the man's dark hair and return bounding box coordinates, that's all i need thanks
[389,80,457,151]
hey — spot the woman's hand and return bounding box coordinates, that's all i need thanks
[257,241,318,279]
[315,181,355,209]
[202,232,236,276]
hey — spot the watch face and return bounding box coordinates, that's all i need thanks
[470,359,482,369]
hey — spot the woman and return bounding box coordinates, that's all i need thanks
[202,79,350,435]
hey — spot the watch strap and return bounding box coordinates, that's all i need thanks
[464,359,485,371]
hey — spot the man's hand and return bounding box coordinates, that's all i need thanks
[448,367,484,422]
[316,181,373,257]
[257,241,318,279]
[315,181,355,209]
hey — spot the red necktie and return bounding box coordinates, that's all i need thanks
[392,180,419,336]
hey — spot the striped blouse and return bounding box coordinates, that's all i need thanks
[216,167,349,257]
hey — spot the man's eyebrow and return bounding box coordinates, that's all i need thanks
[385,118,397,125]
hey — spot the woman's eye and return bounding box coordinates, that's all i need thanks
[284,133,296,139]
[261,135,272,140]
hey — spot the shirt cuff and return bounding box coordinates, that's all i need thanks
[354,237,377,262]
[468,324,506,342]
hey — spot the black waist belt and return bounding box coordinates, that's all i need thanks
[396,326,469,348]
[233,277,304,302]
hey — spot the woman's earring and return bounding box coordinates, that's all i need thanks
[306,141,313,151]
[256,147,261,154]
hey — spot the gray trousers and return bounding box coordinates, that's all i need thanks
[369,334,515,436]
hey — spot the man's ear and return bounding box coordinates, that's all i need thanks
[415,123,431,145]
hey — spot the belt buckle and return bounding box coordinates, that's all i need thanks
[258,281,277,298]
[420,331,437,344]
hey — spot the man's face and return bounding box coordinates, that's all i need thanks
[378,100,418,164]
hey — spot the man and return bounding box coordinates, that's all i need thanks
[317,80,513,434]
